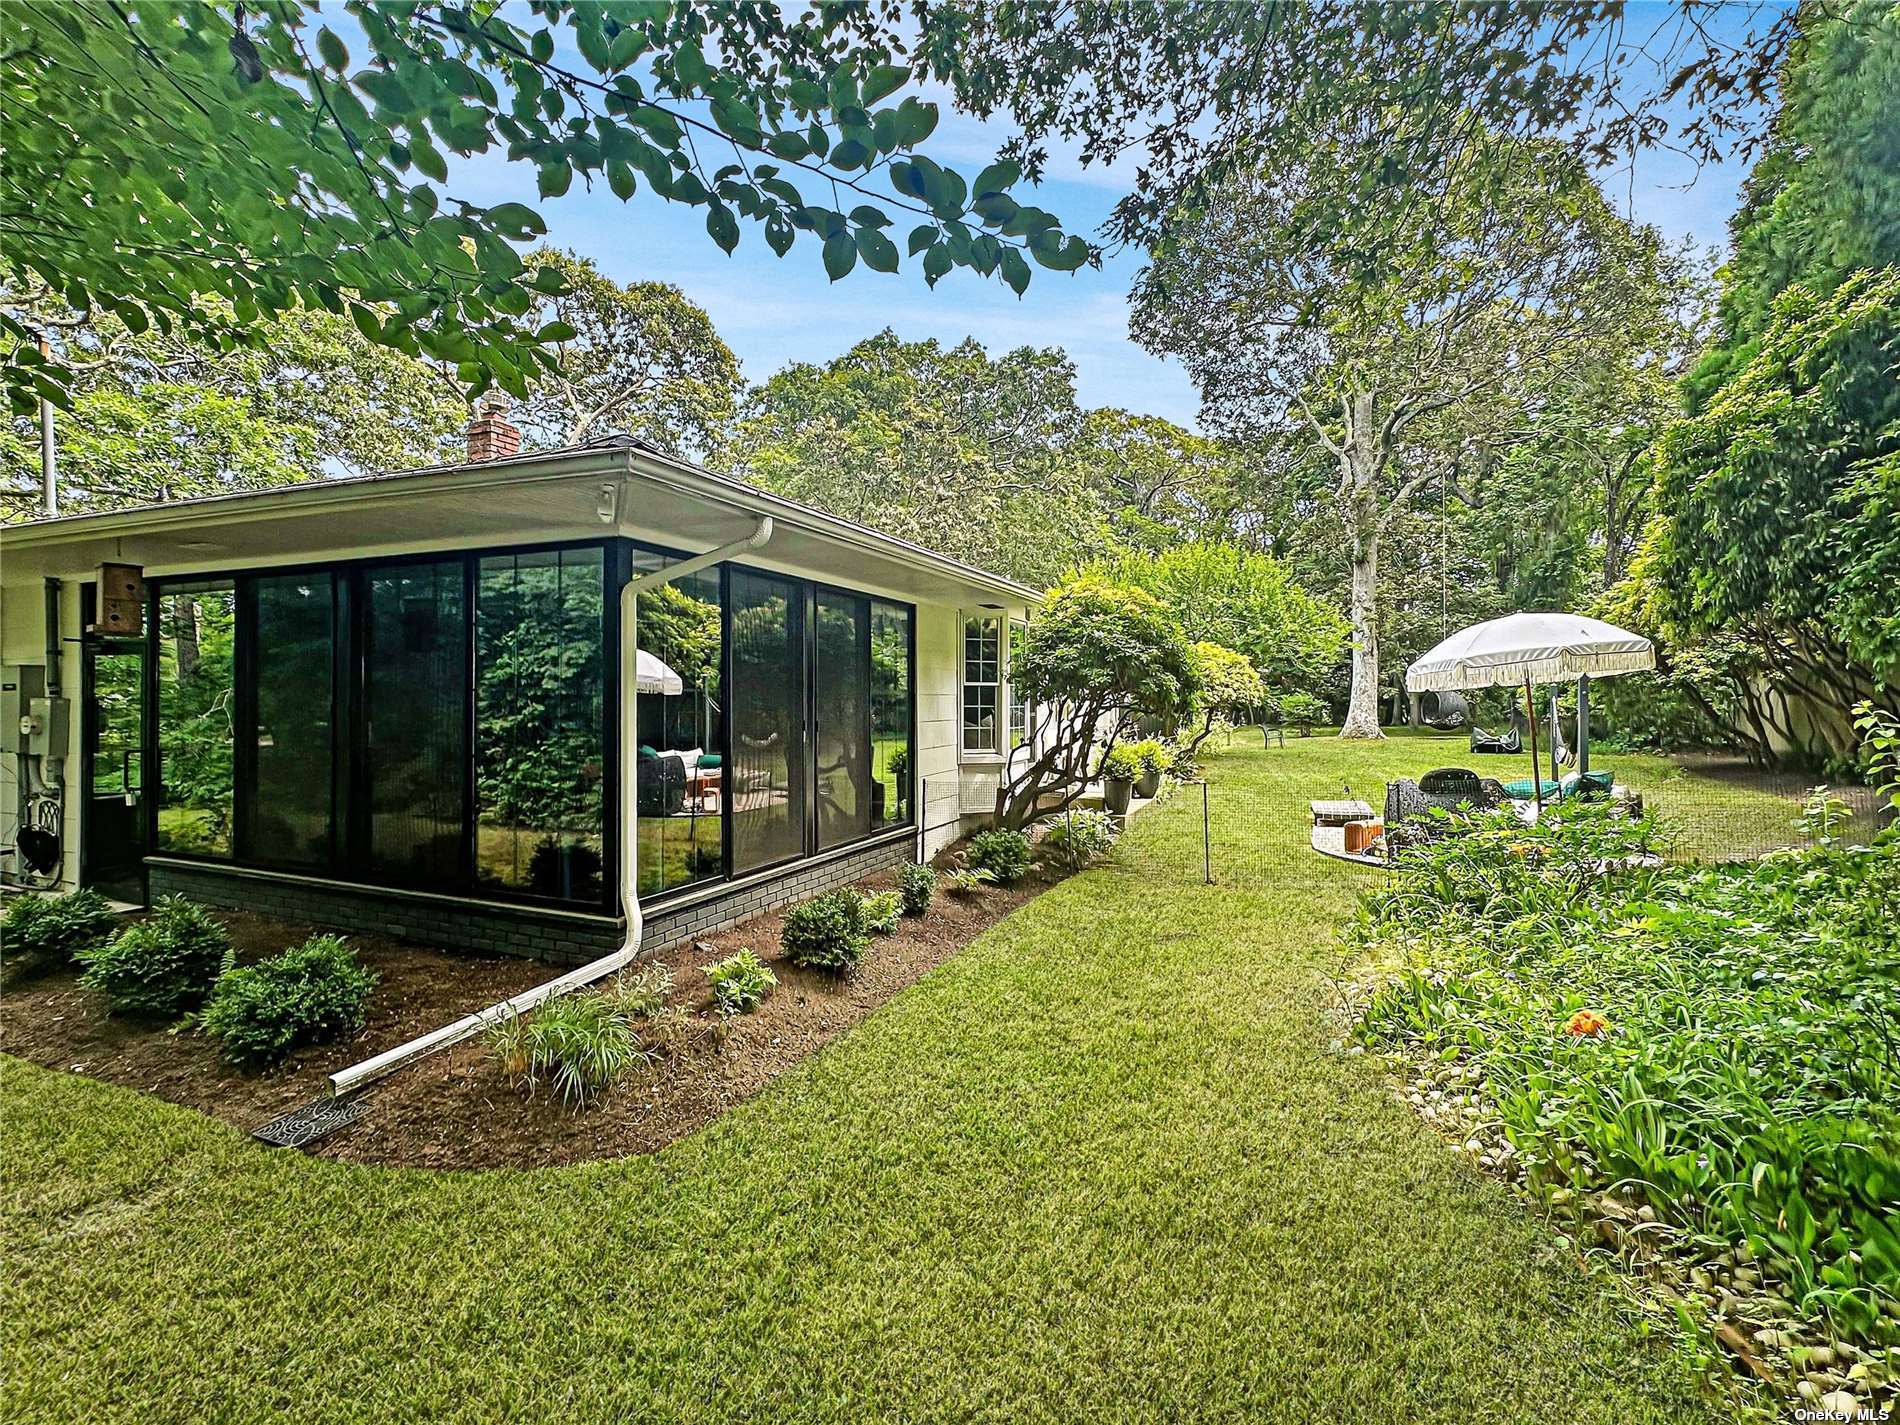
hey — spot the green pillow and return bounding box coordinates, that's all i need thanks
[697,753,721,769]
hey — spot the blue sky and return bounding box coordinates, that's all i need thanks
[445,8,1773,431]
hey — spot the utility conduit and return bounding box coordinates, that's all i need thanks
[327,515,774,1099]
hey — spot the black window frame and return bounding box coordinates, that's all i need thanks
[630,540,917,908]
[146,537,620,914]
[142,535,917,915]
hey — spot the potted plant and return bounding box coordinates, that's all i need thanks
[1098,744,1140,815]
[1130,739,1172,798]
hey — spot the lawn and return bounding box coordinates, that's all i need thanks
[3,735,1759,1423]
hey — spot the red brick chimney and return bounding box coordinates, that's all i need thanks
[465,390,522,463]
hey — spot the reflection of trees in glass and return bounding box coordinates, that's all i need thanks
[156,585,235,854]
[730,573,802,871]
[815,593,870,848]
[476,550,605,900]
[638,579,720,691]
[636,563,724,897]
[91,652,142,796]
[871,603,911,825]
[250,575,334,868]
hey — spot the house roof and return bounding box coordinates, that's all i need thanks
[0,436,1041,608]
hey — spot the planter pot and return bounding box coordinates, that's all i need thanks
[1102,776,1134,815]
[1134,769,1161,799]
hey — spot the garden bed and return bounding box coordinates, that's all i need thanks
[0,862,1059,1171]
[1337,804,1900,1417]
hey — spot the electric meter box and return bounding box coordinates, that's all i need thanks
[28,695,70,759]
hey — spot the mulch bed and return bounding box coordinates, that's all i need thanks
[1,857,1058,1171]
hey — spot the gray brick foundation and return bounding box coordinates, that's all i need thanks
[146,831,913,967]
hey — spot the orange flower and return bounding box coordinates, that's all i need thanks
[1563,1009,1607,1037]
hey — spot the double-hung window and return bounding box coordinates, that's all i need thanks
[1007,618,1032,752]
[961,613,1002,756]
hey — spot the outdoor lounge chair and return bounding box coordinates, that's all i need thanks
[1499,769,1614,802]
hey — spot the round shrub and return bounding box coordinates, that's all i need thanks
[77,896,231,1018]
[967,828,1032,884]
[197,935,378,1070]
[897,862,936,916]
[1277,691,1329,734]
[781,890,869,973]
[2,888,116,971]
[703,947,777,1015]
[1098,744,1141,781]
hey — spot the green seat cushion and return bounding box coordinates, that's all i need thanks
[697,753,722,769]
[1500,776,1561,799]
[1501,770,1614,801]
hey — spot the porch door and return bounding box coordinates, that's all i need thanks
[82,641,147,904]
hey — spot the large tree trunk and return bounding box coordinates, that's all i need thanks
[1340,531,1383,737]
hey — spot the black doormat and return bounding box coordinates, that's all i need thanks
[253,1095,370,1149]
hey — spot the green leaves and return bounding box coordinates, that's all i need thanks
[860,64,910,106]
[822,231,857,282]
[706,204,740,254]
[315,27,348,72]
[854,226,899,273]
[999,248,1030,296]
[0,0,1096,417]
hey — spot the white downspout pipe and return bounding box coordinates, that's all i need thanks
[327,514,773,1099]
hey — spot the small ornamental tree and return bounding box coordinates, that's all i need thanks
[1180,642,1265,759]
[994,578,1198,829]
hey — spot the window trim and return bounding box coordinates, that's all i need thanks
[1007,615,1034,756]
[960,610,1005,763]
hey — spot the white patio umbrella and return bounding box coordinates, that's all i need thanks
[636,648,685,696]
[1406,612,1654,818]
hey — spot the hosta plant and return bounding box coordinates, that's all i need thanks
[703,947,777,1015]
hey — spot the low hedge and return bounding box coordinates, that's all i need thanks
[77,896,231,1018]
[197,935,377,1070]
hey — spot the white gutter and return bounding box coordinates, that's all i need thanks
[326,513,774,1099]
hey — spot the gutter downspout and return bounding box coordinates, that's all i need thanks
[327,514,773,1099]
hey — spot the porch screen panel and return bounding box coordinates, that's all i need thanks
[248,573,336,868]
[870,602,912,827]
[475,548,606,904]
[633,552,725,896]
[155,581,237,856]
[729,569,804,872]
[814,591,871,850]
[363,560,468,887]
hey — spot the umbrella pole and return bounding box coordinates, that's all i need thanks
[1524,676,1543,822]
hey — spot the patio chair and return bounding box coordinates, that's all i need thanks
[637,750,687,816]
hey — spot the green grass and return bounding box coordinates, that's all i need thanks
[4,736,1755,1423]
[1285,724,1828,860]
